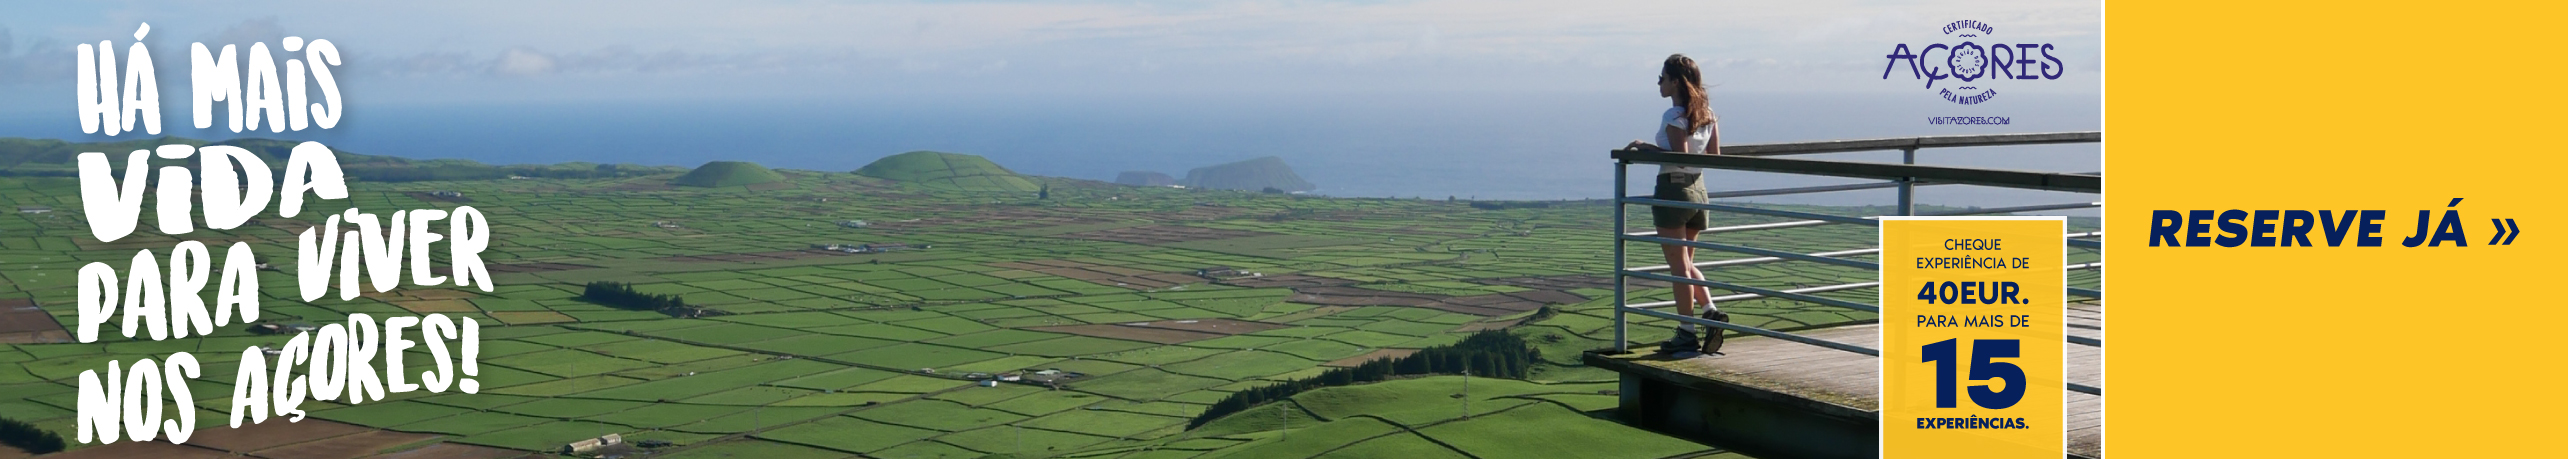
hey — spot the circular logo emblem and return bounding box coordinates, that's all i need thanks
[1949,42,1986,82]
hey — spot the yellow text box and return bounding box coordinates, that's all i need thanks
[1881,217,2065,458]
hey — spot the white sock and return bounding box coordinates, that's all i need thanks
[1680,324,1698,333]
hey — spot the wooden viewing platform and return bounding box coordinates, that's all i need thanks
[1587,301,2103,459]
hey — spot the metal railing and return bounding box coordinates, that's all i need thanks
[1609,132,2103,396]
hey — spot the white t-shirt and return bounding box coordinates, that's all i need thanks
[1654,106,1715,175]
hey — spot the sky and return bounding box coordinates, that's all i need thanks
[0,1,2101,204]
[0,0,2100,104]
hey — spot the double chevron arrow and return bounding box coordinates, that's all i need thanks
[2489,218,2523,245]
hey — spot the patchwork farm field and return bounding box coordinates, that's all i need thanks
[0,158,2096,458]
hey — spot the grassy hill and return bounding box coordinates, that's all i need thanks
[853,150,1041,192]
[671,161,788,187]
[1182,156,1315,192]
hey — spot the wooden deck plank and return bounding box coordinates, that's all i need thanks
[2067,303,2105,341]
[1634,324,1885,407]
[2068,392,2104,457]
[2067,341,2103,387]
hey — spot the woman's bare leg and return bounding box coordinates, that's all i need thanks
[1682,226,1712,311]
[1656,226,1696,318]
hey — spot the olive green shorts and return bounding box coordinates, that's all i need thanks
[1650,172,1710,230]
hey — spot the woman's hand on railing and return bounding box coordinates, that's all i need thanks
[1625,140,1663,152]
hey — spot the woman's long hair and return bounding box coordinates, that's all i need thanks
[1663,54,1714,132]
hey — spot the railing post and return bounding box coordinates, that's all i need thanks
[1896,147,1917,216]
[1612,160,1629,353]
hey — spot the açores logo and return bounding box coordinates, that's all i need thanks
[1881,20,2064,106]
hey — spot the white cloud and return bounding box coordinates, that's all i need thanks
[492,48,556,76]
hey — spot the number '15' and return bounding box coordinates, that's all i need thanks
[1921,338,2026,409]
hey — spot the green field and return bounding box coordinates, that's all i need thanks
[0,143,2099,458]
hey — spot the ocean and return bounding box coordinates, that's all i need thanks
[0,90,2099,210]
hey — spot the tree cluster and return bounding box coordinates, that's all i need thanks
[0,417,67,454]
[583,281,686,311]
[1188,330,1538,429]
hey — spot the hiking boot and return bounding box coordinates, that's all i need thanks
[1657,327,1700,355]
[1700,310,1731,355]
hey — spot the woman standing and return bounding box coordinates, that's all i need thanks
[1624,54,1723,355]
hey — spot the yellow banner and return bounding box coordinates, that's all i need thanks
[1880,217,2066,458]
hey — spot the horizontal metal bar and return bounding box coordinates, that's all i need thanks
[1614,151,2101,193]
[1626,307,2100,395]
[2068,334,2102,347]
[1618,234,1880,270]
[2065,231,2101,238]
[2065,262,2102,270]
[1718,132,2102,157]
[1624,202,2101,237]
[1695,171,2102,200]
[1698,220,1832,235]
[2069,382,2103,396]
[1619,197,1881,225]
[1931,202,2103,216]
[1699,181,1909,199]
[1623,270,1880,313]
[1631,248,1882,273]
[1619,306,1880,356]
[1711,282,1882,302]
[2068,287,2101,299]
[1632,295,2103,353]
[1627,282,1885,307]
